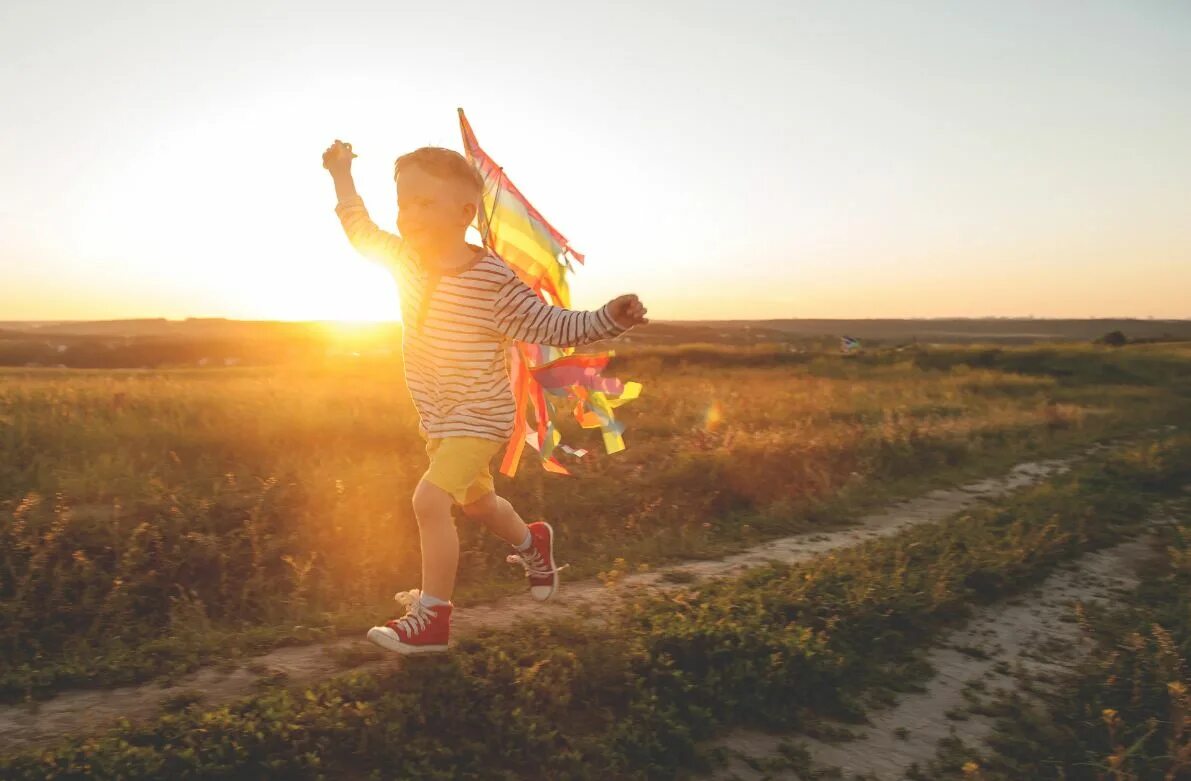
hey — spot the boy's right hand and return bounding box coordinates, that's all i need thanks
[322,139,358,175]
[607,294,649,330]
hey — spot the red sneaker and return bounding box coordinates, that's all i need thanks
[366,589,451,654]
[506,521,568,601]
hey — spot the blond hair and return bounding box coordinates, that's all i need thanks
[394,147,483,202]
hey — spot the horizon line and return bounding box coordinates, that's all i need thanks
[2,316,1190,325]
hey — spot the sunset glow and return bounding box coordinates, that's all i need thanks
[2,2,1189,321]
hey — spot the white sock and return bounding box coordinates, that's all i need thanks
[514,530,533,552]
[419,592,450,608]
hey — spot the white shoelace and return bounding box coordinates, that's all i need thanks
[389,589,436,636]
[506,547,570,578]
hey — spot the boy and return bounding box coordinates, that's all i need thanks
[322,139,648,654]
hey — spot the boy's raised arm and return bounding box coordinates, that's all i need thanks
[322,140,414,271]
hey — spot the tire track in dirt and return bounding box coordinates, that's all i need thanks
[0,455,1081,752]
[709,510,1179,781]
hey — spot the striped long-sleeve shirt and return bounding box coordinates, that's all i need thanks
[335,194,629,442]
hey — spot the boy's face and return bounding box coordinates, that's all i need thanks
[395,165,477,258]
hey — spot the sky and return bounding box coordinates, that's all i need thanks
[1,0,1189,322]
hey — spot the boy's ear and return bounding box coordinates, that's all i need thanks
[460,200,478,227]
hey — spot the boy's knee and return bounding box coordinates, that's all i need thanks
[460,492,498,521]
[412,480,455,525]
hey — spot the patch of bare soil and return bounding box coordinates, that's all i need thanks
[709,526,1169,781]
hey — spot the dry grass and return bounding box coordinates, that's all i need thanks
[0,343,1187,696]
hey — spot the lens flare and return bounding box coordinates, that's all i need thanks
[704,401,723,430]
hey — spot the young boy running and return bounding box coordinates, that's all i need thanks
[322,139,648,654]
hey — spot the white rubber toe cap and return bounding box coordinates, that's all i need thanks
[530,579,558,601]
[366,625,447,655]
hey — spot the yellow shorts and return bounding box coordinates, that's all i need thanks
[422,436,504,505]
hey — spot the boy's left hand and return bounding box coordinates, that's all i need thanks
[608,294,649,329]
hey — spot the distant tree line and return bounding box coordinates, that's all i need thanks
[1095,330,1185,347]
[0,334,382,368]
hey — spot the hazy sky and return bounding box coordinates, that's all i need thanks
[2,0,1189,321]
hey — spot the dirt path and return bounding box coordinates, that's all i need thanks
[709,514,1176,781]
[0,456,1077,752]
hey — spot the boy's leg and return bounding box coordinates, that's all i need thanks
[412,437,507,602]
[366,463,458,654]
[367,437,495,654]
[460,492,531,547]
[411,478,459,602]
[463,489,563,602]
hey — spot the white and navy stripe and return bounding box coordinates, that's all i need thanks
[336,195,627,442]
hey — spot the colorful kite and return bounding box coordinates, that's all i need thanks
[840,335,861,353]
[458,108,641,477]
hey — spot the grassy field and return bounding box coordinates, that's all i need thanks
[917,496,1191,781]
[2,405,1187,779]
[0,342,1188,707]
